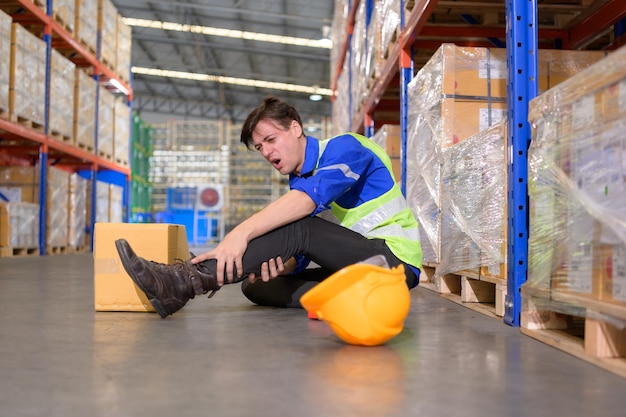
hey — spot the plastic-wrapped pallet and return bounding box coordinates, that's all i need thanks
[407,44,608,265]
[97,86,115,159]
[527,45,626,310]
[115,14,132,83]
[350,1,367,118]
[97,0,117,69]
[406,45,508,264]
[109,183,124,223]
[95,180,110,223]
[438,121,507,277]
[76,0,97,54]
[74,68,96,152]
[68,173,87,250]
[0,165,68,251]
[0,9,11,116]
[330,0,349,83]
[0,202,39,249]
[10,23,47,127]
[114,98,130,166]
[47,167,69,250]
[50,48,75,141]
[373,0,400,79]
[52,0,75,33]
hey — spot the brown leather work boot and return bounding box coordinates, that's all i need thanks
[115,239,220,318]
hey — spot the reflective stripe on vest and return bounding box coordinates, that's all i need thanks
[317,134,422,268]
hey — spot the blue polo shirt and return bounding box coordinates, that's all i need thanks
[288,134,421,283]
[289,134,394,215]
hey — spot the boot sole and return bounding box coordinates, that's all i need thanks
[115,239,170,318]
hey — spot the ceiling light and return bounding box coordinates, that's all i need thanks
[309,93,323,101]
[132,66,333,97]
[123,17,332,49]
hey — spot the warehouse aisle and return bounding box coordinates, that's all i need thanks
[1,253,626,417]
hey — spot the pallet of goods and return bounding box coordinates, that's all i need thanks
[406,44,608,317]
[523,44,626,378]
[49,48,75,143]
[0,9,11,119]
[73,68,96,153]
[75,0,97,55]
[0,201,39,257]
[9,22,46,130]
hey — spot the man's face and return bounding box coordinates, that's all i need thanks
[251,118,306,175]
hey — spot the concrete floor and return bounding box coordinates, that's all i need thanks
[2,253,626,417]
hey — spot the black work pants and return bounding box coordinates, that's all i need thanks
[208,216,418,308]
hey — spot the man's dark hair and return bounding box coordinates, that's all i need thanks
[240,95,304,149]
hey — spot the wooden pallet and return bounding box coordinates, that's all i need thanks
[12,114,44,132]
[521,285,626,379]
[75,140,95,154]
[46,245,68,255]
[49,129,72,144]
[0,246,39,257]
[419,262,507,319]
[66,244,89,254]
[0,106,9,121]
[52,11,74,35]
[97,150,113,161]
[115,158,129,168]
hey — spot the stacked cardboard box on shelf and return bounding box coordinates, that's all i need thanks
[97,0,117,70]
[406,44,607,274]
[527,45,626,308]
[113,98,130,167]
[86,180,124,225]
[372,0,400,80]
[439,121,507,277]
[74,68,97,153]
[0,201,39,252]
[52,0,75,33]
[49,48,76,142]
[97,85,115,159]
[407,45,508,266]
[0,9,11,117]
[75,0,98,54]
[9,23,47,128]
[68,173,88,251]
[0,166,69,253]
[115,15,132,83]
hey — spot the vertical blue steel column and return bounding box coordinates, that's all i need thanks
[363,0,375,137]
[39,0,53,255]
[399,0,412,197]
[504,0,538,326]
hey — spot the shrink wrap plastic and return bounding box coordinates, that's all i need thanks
[438,122,506,277]
[526,45,626,322]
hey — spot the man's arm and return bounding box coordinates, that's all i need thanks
[191,189,316,285]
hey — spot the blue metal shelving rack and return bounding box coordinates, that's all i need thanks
[338,0,540,325]
[504,0,538,326]
[5,0,133,253]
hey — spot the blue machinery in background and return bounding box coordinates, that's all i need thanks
[156,186,224,247]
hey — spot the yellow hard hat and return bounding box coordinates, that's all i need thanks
[300,256,410,346]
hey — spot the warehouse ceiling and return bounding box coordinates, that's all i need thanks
[111,0,335,126]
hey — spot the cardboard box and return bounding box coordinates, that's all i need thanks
[440,99,507,148]
[599,243,626,304]
[93,222,190,312]
[437,44,508,99]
